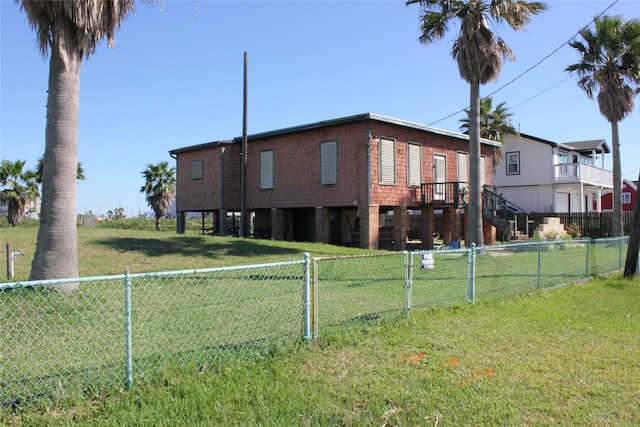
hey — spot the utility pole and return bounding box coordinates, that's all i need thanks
[240,51,248,238]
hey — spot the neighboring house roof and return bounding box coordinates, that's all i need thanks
[603,180,638,193]
[169,112,502,154]
[561,139,610,154]
[515,133,609,156]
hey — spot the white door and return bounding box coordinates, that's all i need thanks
[434,154,446,201]
[556,192,570,212]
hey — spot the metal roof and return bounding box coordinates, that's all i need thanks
[561,139,610,154]
[516,133,610,155]
[169,140,235,156]
[169,112,502,154]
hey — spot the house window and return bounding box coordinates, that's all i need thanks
[557,150,569,164]
[260,149,274,190]
[580,156,592,165]
[191,160,203,180]
[407,142,421,187]
[320,140,338,186]
[457,151,468,183]
[506,151,520,175]
[433,154,446,200]
[379,138,396,185]
[622,192,631,204]
[480,155,487,187]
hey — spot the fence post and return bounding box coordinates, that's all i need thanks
[404,251,412,320]
[537,240,542,290]
[124,269,133,389]
[619,237,624,270]
[302,253,311,343]
[586,239,591,279]
[312,258,319,339]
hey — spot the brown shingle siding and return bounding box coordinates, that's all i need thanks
[170,113,499,247]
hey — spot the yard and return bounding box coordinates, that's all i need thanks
[1,224,638,425]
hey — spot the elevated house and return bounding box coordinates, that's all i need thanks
[169,113,504,250]
[492,133,612,214]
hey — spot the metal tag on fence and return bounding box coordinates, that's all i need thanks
[421,252,435,270]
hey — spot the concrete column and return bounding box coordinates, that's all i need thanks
[482,217,496,245]
[176,211,186,234]
[218,209,228,236]
[315,206,330,244]
[360,205,380,250]
[442,207,453,243]
[393,205,408,250]
[271,208,284,241]
[421,206,434,249]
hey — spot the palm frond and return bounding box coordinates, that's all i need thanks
[567,15,640,123]
[19,0,138,59]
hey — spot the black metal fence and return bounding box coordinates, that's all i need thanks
[526,212,634,238]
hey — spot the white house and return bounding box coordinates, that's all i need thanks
[492,133,612,213]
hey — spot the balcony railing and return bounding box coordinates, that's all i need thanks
[554,163,613,187]
[421,182,468,207]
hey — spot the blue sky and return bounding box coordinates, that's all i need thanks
[1,0,639,217]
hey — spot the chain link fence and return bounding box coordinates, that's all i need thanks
[1,237,632,410]
[310,253,408,334]
[1,259,307,410]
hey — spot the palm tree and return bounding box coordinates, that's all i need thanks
[406,0,546,247]
[566,15,640,238]
[19,1,138,284]
[141,162,176,231]
[459,97,518,171]
[0,160,40,227]
[35,156,86,184]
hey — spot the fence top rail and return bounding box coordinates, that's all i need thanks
[0,273,126,291]
[409,236,628,256]
[313,252,406,262]
[129,258,306,279]
[0,257,307,291]
[412,247,470,254]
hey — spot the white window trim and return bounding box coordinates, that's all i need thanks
[379,138,396,185]
[260,149,274,190]
[407,142,422,187]
[320,140,338,186]
[191,160,203,180]
[506,151,520,175]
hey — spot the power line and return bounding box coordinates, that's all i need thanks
[424,0,621,127]
[510,74,575,110]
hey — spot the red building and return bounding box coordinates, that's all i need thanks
[600,179,638,212]
[169,113,501,249]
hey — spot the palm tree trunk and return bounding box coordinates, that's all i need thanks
[29,37,80,289]
[623,170,640,277]
[611,120,623,237]
[8,199,25,227]
[467,81,484,247]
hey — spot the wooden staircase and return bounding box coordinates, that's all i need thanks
[482,186,530,242]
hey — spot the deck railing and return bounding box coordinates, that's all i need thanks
[421,182,468,207]
[554,163,613,187]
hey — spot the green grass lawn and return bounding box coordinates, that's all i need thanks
[0,223,376,281]
[3,276,638,426]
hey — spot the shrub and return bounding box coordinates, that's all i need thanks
[566,223,582,239]
[533,227,567,241]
